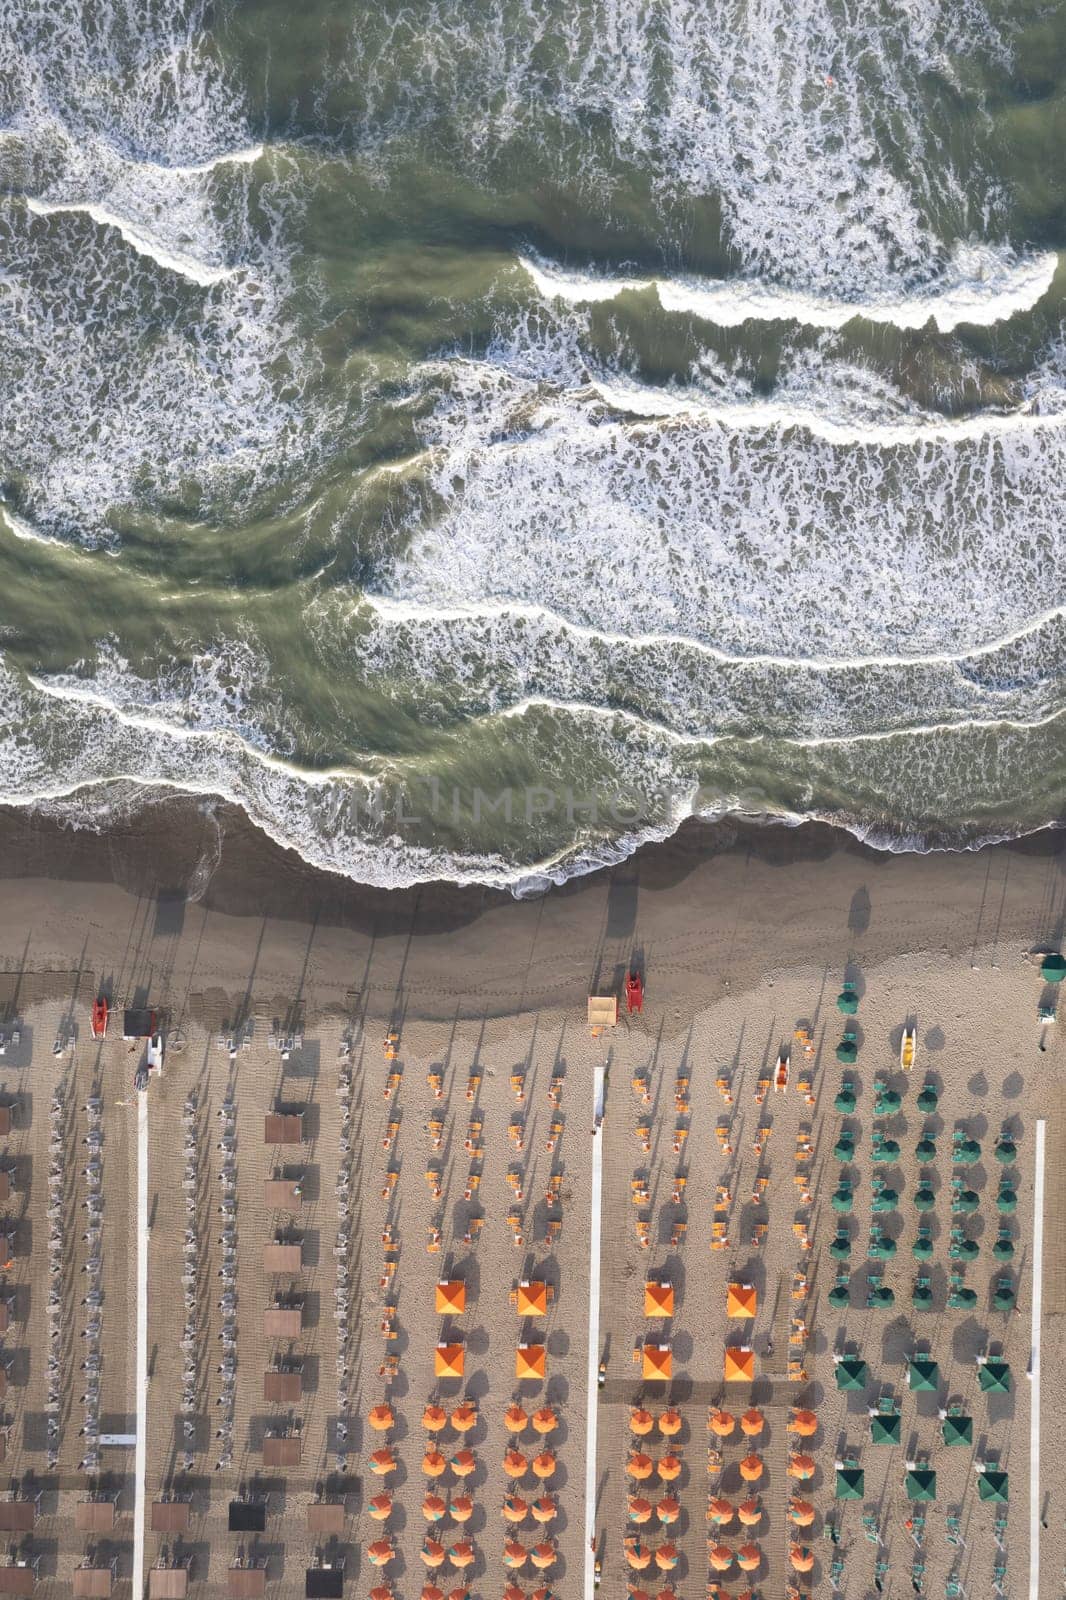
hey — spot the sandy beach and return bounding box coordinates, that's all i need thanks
[0,798,1061,1599]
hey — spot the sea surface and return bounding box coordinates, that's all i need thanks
[2,0,1066,890]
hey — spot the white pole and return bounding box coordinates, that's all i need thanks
[132,1089,149,1600]
[1029,1118,1045,1600]
[584,1064,605,1600]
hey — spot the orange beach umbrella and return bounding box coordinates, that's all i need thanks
[447,1542,474,1570]
[422,1493,447,1522]
[657,1454,682,1482]
[449,1494,474,1522]
[502,1495,528,1523]
[628,1497,653,1524]
[654,1545,678,1571]
[656,1495,680,1524]
[423,1404,448,1432]
[787,1453,816,1480]
[658,1409,682,1437]
[739,1453,764,1482]
[368,1493,393,1521]
[628,1453,654,1480]
[789,1408,818,1436]
[422,1447,447,1477]
[451,1403,477,1432]
[790,1546,815,1572]
[502,1542,526,1570]
[420,1542,445,1568]
[503,1588,525,1600]
[736,1544,760,1571]
[789,1499,815,1527]
[449,1449,476,1477]
[707,1496,734,1525]
[708,1409,735,1437]
[625,1544,652,1571]
[505,1403,529,1432]
[530,1544,554,1570]
[531,1450,556,1479]
[420,1588,444,1600]
[530,1496,556,1523]
[370,1448,397,1475]
[504,1449,528,1478]
[531,1406,558,1434]
[367,1541,394,1568]
[368,1403,394,1431]
[740,1408,764,1436]
[631,1408,656,1436]
[737,1498,761,1527]
[708,1544,734,1572]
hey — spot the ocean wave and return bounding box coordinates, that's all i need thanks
[521,245,1060,334]
[22,197,239,286]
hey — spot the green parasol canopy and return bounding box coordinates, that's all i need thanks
[950,1237,979,1261]
[837,989,859,1014]
[872,1186,899,1213]
[832,1186,854,1214]
[908,1358,939,1392]
[872,1139,900,1162]
[953,1139,980,1165]
[912,1233,934,1260]
[828,1283,851,1309]
[916,1084,939,1112]
[913,1186,936,1212]
[835,1040,858,1064]
[868,1233,896,1259]
[874,1089,902,1115]
[830,1232,852,1261]
[915,1137,937,1163]
[834,1086,856,1113]
[941,1415,972,1447]
[977,1470,1009,1503]
[952,1190,979,1215]
[993,1283,1016,1312]
[996,1188,1018,1215]
[835,1467,864,1499]
[867,1285,895,1309]
[912,1285,934,1310]
[835,1357,867,1392]
[994,1140,1017,1165]
[992,1235,1015,1261]
[833,1134,856,1162]
[870,1413,900,1445]
[978,1360,1011,1393]
[1041,952,1066,982]
[948,1287,977,1309]
[904,1469,937,1502]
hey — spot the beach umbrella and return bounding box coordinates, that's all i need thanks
[789,1499,815,1527]
[654,1545,678,1572]
[909,1358,939,1392]
[952,1236,979,1261]
[872,1185,899,1213]
[994,1281,1016,1311]
[707,1497,734,1526]
[368,1404,394,1432]
[995,1139,1018,1166]
[724,1347,754,1383]
[450,1450,476,1477]
[789,1547,814,1573]
[953,1139,980,1165]
[942,1415,972,1447]
[737,1498,761,1527]
[835,1040,857,1064]
[625,1543,652,1571]
[993,1234,1015,1261]
[502,1542,527,1570]
[656,1496,680,1524]
[837,988,858,1014]
[501,1588,525,1600]
[643,1344,672,1380]
[708,1409,735,1437]
[949,1286,977,1308]
[451,1403,477,1432]
[516,1281,549,1316]
[1041,952,1066,982]
[449,1495,474,1523]
[423,1404,448,1432]
[872,1138,900,1163]
[644,1281,675,1317]
[904,1469,937,1502]
[368,1587,394,1600]
[657,1454,682,1482]
[368,1493,394,1521]
[628,1453,655,1481]
[740,1408,764,1436]
[789,1409,818,1436]
[833,1133,855,1162]
[916,1083,939,1113]
[658,1408,683,1437]
[734,1543,760,1572]
[631,1408,655,1436]
[867,1284,895,1309]
[420,1542,446,1569]
[835,1467,864,1500]
[739,1454,763,1482]
[828,1281,850,1309]
[915,1136,937,1163]
[367,1541,394,1568]
[628,1497,653,1525]
[874,1087,901,1115]
[502,1495,528,1524]
[996,1187,1018,1214]
[530,1589,558,1600]
[420,1588,445,1600]
[653,1591,677,1600]
[977,1470,1009,1503]
[435,1344,465,1379]
[531,1407,558,1435]
[912,1284,933,1310]
[831,1186,853,1214]
[868,1233,896,1259]
[504,1402,529,1432]
[530,1497,556,1523]
[445,1588,470,1600]
[788,1454,815,1480]
[727,1283,758,1319]
[952,1188,979,1215]
[531,1451,556,1479]
[912,1231,934,1260]
[914,1186,936,1213]
[516,1344,546,1381]
[834,1356,867,1391]
[370,1448,397,1476]
[707,1545,733,1572]
[627,1591,652,1600]
[504,1449,528,1478]
[829,1232,851,1260]
[435,1277,466,1314]
[530,1545,555,1570]
[870,1413,900,1446]
[834,1085,856,1113]
[422,1493,447,1522]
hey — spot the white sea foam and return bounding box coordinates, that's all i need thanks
[521,245,1060,333]
[23,197,238,286]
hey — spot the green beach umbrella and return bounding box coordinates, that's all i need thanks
[993,1282,1016,1312]
[872,1186,899,1213]
[870,1413,901,1446]
[872,1138,900,1163]
[835,1467,864,1500]
[977,1470,1009,1503]
[915,1136,937,1163]
[916,1084,939,1113]
[833,1133,856,1162]
[868,1232,896,1259]
[992,1234,1015,1262]
[994,1140,1017,1166]
[948,1287,977,1309]
[904,1469,937,1502]
[837,988,859,1014]
[912,1232,934,1260]
[828,1281,851,1309]
[996,1187,1018,1215]
[913,1185,936,1213]
[836,1040,858,1064]
[830,1232,852,1261]
[908,1358,939,1392]
[978,1360,1011,1393]
[952,1190,979,1215]
[835,1357,867,1392]
[953,1139,980,1165]
[949,1236,979,1260]
[874,1088,902,1115]
[834,1085,856,1114]
[941,1415,972,1448]
[832,1185,854,1214]
[912,1284,934,1310]
[867,1285,895,1309]
[1040,952,1066,982]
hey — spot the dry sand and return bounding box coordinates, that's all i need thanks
[0,801,1061,1598]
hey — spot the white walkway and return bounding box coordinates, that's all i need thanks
[1030,1118,1046,1600]
[132,1089,149,1600]
[584,1064,605,1600]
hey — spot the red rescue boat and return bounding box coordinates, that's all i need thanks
[90,998,108,1039]
[625,971,644,1014]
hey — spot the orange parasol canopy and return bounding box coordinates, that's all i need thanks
[628,1453,655,1481]
[654,1592,677,1600]
[516,1343,546,1381]
[707,1496,734,1525]
[368,1403,394,1431]
[656,1495,680,1524]
[504,1403,529,1433]
[654,1545,679,1571]
[740,1408,764,1437]
[628,1496,653,1524]
[531,1406,558,1434]
[789,1409,818,1437]
[448,1495,474,1522]
[737,1498,761,1527]
[370,1448,397,1475]
[449,1449,476,1477]
[726,1283,757,1319]
[435,1343,465,1379]
[503,1589,525,1600]
[736,1544,760,1571]
[422,1404,448,1432]
[503,1449,528,1478]
[516,1281,548,1316]
[789,1499,815,1527]
[530,1545,554,1570]
[447,1542,474,1570]
[435,1280,467,1315]
[420,1588,445,1600]
[708,1544,734,1572]
[644,1281,675,1317]
[445,1590,468,1600]
[643,1343,672,1380]
[787,1453,815,1480]
[531,1450,556,1480]
[708,1409,735,1437]
[625,1544,652,1571]
[368,1493,393,1521]
[422,1493,447,1522]
[724,1347,754,1383]
[367,1540,394,1567]
[420,1542,446,1568]
[368,1588,393,1600]
[502,1542,526,1570]
[790,1546,815,1572]
[530,1589,556,1600]
[501,1495,528,1523]
[630,1408,656,1436]
[657,1454,682,1482]
[628,1592,652,1600]
[450,1403,477,1432]
[423,1448,447,1477]
[658,1409,682,1437]
[739,1453,764,1483]
[530,1496,556,1523]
